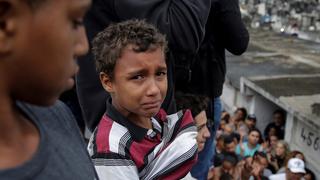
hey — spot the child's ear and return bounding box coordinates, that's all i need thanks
[0,1,15,54]
[100,72,114,93]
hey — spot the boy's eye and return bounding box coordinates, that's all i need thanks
[131,75,144,80]
[72,19,84,29]
[156,71,167,76]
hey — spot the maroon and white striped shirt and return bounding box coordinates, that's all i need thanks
[88,101,198,179]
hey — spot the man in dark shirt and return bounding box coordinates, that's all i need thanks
[76,0,212,131]
[175,0,249,178]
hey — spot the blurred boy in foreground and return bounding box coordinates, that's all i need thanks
[0,0,97,179]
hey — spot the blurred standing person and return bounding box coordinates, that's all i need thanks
[77,0,212,132]
[175,0,249,178]
[0,0,98,179]
[264,109,286,139]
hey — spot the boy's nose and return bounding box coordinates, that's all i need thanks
[146,79,160,96]
[75,27,89,57]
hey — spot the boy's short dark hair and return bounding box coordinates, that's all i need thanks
[220,173,233,180]
[223,135,234,145]
[92,19,168,80]
[230,132,240,142]
[222,152,238,166]
[175,91,210,117]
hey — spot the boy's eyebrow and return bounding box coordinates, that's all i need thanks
[157,66,167,72]
[126,66,167,76]
[127,69,148,76]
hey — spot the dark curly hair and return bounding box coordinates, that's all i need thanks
[235,107,247,121]
[92,19,168,80]
[175,91,210,118]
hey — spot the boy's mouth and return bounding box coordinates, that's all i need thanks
[141,100,162,109]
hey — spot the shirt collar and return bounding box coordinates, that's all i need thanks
[105,98,148,141]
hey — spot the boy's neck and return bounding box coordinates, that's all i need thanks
[0,79,19,137]
[127,114,153,130]
[0,83,40,169]
[112,101,153,129]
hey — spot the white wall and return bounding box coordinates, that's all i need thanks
[252,94,281,135]
[222,82,281,134]
[290,117,320,178]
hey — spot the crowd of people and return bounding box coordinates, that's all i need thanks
[200,107,316,180]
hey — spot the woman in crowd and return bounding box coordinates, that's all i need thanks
[267,140,290,173]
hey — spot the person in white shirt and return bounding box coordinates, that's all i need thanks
[269,158,306,180]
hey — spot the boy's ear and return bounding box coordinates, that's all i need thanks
[100,72,114,93]
[0,1,15,54]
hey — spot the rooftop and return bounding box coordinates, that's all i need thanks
[226,28,320,124]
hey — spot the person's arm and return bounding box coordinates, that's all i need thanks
[211,0,249,55]
[114,0,211,53]
[236,142,245,157]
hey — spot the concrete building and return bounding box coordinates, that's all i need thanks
[222,29,320,177]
